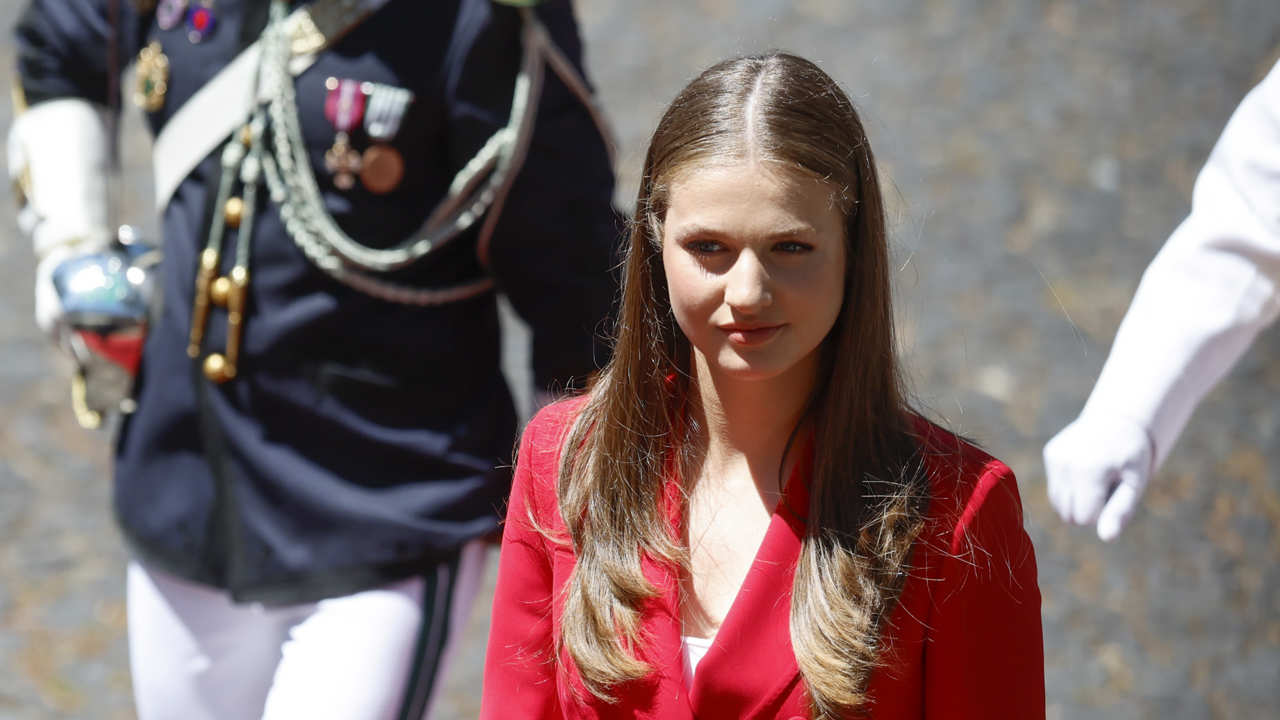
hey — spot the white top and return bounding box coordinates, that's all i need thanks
[681,634,715,690]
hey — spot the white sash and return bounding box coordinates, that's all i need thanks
[151,0,391,210]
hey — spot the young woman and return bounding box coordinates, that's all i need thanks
[481,53,1044,719]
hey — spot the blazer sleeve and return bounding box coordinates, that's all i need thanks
[15,0,145,106]
[445,0,619,393]
[924,464,1045,718]
[481,407,564,719]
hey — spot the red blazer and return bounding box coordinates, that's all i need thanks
[481,399,1045,719]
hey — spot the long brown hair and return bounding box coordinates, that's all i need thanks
[553,52,929,717]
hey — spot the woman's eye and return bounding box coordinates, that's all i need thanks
[774,240,814,254]
[685,240,724,255]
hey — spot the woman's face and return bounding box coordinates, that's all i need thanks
[662,161,847,385]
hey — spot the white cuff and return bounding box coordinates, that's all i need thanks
[8,98,113,258]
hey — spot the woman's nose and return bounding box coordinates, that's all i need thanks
[723,250,772,312]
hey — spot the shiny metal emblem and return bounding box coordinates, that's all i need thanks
[156,0,188,30]
[133,41,170,113]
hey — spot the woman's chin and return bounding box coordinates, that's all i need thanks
[704,351,793,383]
[694,342,825,387]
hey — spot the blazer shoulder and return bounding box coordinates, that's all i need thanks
[522,395,589,459]
[515,394,590,524]
[909,416,1024,557]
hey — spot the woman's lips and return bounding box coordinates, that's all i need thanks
[719,324,784,346]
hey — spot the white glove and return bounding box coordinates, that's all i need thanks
[1043,412,1155,541]
[8,98,113,337]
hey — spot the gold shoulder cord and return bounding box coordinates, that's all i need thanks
[188,123,259,383]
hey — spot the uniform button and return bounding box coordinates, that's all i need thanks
[210,276,231,306]
[224,196,244,228]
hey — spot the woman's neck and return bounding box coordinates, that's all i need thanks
[687,351,816,494]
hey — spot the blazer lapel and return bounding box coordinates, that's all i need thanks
[600,475,696,719]
[687,454,811,719]
[564,547,696,719]
[634,550,696,719]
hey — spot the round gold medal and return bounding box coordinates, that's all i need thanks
[360,144,405,195]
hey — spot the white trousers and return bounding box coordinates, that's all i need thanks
[126,542,489,720]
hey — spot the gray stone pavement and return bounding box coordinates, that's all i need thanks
[2,1,1279,718]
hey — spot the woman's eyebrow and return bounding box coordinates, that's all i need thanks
[670,224,816,242]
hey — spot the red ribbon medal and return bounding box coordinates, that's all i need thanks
[323,77,367,190]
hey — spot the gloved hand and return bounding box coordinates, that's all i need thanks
[1043,412,1156,541]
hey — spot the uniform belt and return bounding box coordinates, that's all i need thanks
[152,0,393,211]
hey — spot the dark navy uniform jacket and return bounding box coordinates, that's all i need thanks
[16,0,618,604]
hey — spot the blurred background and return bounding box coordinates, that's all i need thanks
[2,0,1279,718]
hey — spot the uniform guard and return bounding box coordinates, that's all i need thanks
[10,0,619,717]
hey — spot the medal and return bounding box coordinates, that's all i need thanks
[359,83,414,194]
[324,134,361,190]
[362,83,413,140]
[360,145,404,195]
[155,0,187,30]
[133,41,170,113]
[323,77,366,190]
[186,0,218,43]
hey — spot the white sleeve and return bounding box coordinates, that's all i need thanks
[1082,60,1280,469]
[7,97,114,258]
